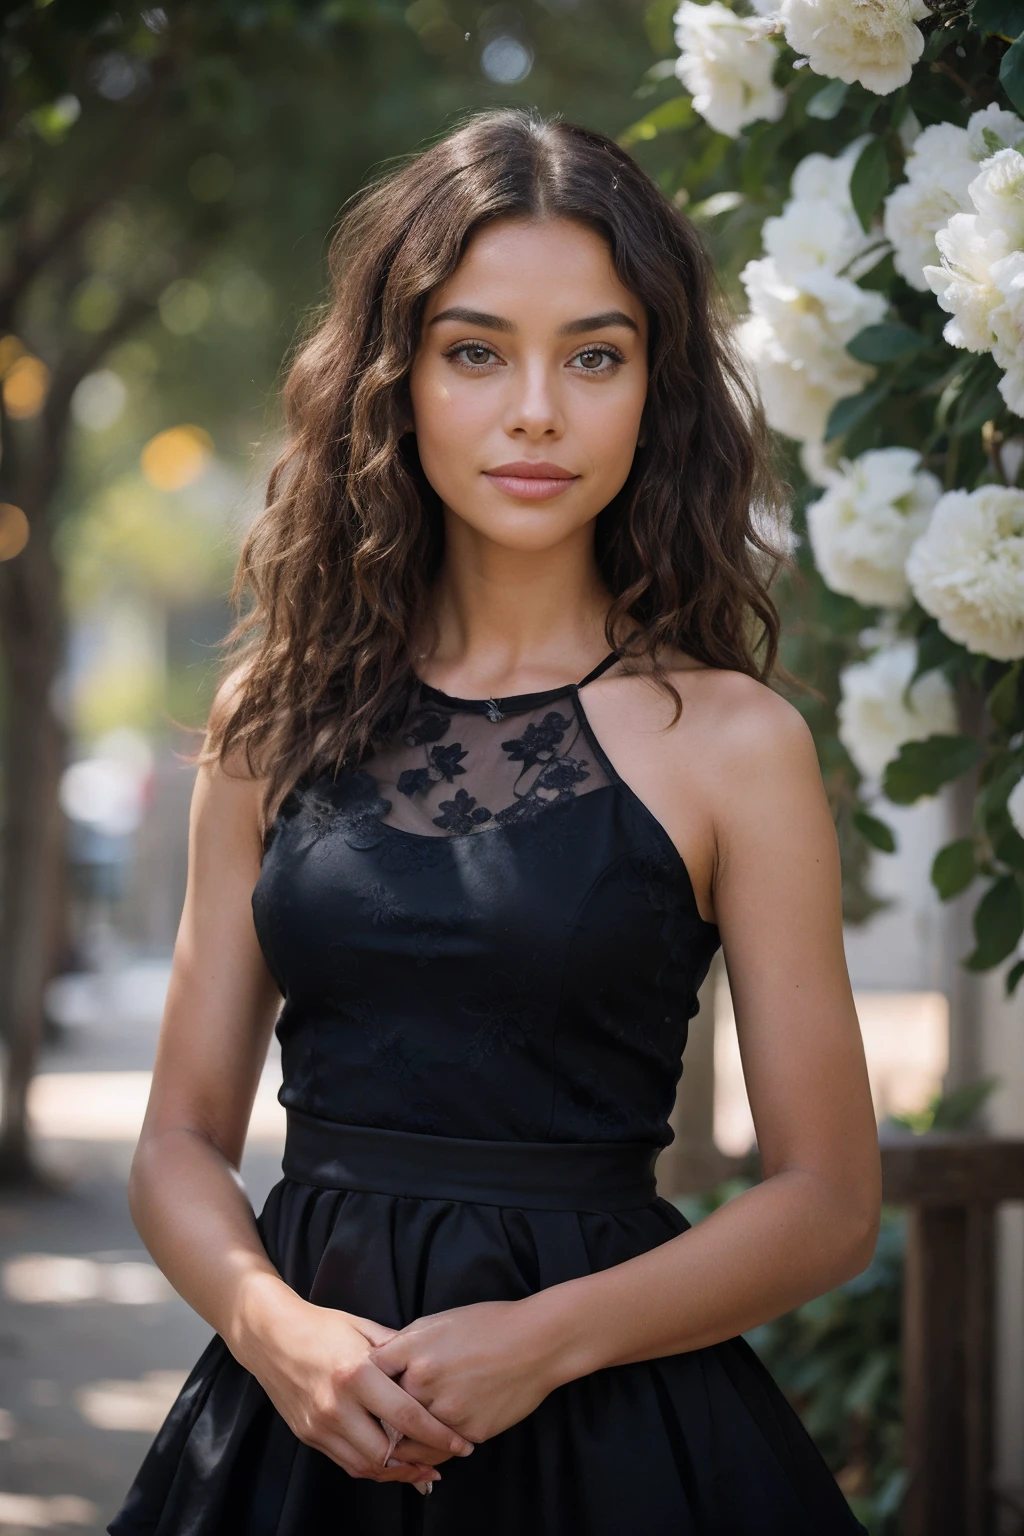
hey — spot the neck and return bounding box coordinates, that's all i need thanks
[415,508,619,685]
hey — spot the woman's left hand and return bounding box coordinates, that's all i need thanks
[368,1298,561,1452]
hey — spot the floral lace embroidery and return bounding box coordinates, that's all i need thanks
[458,971,539,1070]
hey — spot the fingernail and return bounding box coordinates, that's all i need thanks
[453,1441,474,1456]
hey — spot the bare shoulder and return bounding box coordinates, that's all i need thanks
[600,655,815,777]
[671,667,816,774]
[192,663,267,859]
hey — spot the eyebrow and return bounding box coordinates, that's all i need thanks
[427,306,640,337]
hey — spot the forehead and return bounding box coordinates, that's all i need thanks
[422,216,646,329]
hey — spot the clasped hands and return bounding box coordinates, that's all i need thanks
[369,1297,562,1483]
[245,1288,567,1494]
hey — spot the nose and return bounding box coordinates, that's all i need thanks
[502,356,564,440]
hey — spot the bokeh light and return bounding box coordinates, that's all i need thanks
[0,502,29,560]
[3,353,50,417]
[140,423,214,490]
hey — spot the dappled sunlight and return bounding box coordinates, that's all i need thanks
[75,1370,188,1433]
[2,1254,172,1307]
[27,1069,285,1144]
[0,1493,97,1530]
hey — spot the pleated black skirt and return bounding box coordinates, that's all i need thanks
[108,1114,867,1535]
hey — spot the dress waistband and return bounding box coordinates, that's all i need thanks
[282,1108,661,1212]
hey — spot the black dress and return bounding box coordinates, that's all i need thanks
[109,649,866,1535]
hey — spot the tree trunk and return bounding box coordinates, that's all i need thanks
[944,681,990,1102]
[0,514,66,1183]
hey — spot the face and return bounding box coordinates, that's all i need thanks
[408,216,649,555]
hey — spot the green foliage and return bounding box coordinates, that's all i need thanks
[825,385,889,443]
[889,1075,999,1133]
[631,0,1024,987]
[931,838,977,899]
[1000,33,1024,112]
[964,874,1024,968]
[853,809,898,854]
[846,324,928,365]
[972,0,1024,37]
[679,1180,904,1533]
[850,137,891,233]
[882,735,985,804]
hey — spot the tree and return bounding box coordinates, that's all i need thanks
[0,0,659,1180]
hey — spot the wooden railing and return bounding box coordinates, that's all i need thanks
[658,1128,1024,1535]
[880,1131,1024,1536]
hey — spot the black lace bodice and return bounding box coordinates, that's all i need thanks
[252,650,721,1146]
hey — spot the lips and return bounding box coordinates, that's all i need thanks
[483,461,580,502]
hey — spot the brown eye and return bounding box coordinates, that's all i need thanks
[570,345,622,374]
[452,343,496,366]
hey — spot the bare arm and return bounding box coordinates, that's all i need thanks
[371,686,881,1439]
[128,701,473,1483]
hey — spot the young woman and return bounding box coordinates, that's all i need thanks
[109,109,880,1535]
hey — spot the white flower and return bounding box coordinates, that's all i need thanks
[924,213,1011,353]
[967,148,1024,247]
[883,108,1024,291]
[906,485,1024,661]
[807,448,942,607]
[989,249,1024,413]
[964,104,1024,161]
[779,0,928,96]
[738,258,885,441]
[1009,774,1024,840]
[673,1,784,138]
[838,641,958,780]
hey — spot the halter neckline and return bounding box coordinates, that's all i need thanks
[413,648,621,718]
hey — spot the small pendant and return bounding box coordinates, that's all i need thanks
[485,699,503,722]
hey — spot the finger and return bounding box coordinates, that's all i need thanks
[379,1419,403,1466]
[325,1439,438,1485]
[390,1434,460,1466]
[317,1413,439,1484]
[351,1316,399,1349]
[364,1369,473,1458]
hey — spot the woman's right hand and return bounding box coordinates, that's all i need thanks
[232,1278,475,1486]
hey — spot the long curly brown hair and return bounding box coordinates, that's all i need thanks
[207,107,787,824]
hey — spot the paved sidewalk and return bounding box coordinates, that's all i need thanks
[0,966,285,1534]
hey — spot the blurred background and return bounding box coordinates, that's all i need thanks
[0,3,1022,1534]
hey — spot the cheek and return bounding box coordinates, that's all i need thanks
[580,385,646,468]
[410,371,492,469]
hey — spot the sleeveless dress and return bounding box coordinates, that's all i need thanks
[109,649,866,1536]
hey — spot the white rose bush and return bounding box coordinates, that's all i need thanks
[626,0,1024,995]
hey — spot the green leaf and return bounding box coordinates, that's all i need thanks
[619,95,694,147]
[964,874,1024,969]
[982,127,1009,155]
[846,322,926,364]
[931,838,977,899]
[806,80,849,120]
[824,384,888,443]
[883,734,984,804]
[931,1076,1000,1129]
[1000,33,1024,115]
[1008,958,1024,995]
[993,824,1024,871]
[972,0,1024,36]
[853,809,897,853]
[957,384,1005,434]
[850,137,890,233]
[911,620,967,685]
[987,661,1022,730]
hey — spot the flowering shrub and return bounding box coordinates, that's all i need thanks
[628,0,1024,995]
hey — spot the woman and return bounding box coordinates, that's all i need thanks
[109,109,880,1535]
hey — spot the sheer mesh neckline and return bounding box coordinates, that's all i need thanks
[411,648,621,720]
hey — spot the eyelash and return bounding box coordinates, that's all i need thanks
[443,341,626,375]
